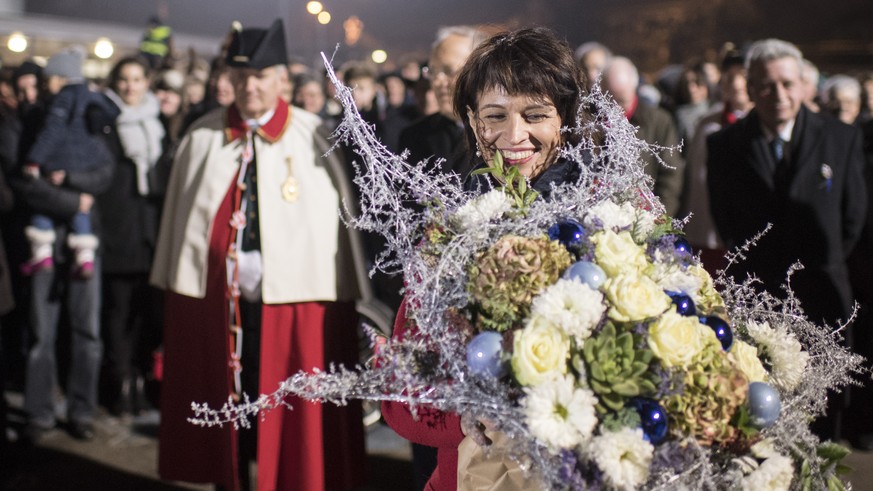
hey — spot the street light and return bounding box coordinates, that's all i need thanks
[306,1,323,15]
[317,11,331,25]
[371,49,387,64]
[94,37,114,59]
[7,32,27,53]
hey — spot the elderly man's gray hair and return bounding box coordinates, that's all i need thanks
[744,38,803,71]
[822,74,862,104]
[432,25,488,51]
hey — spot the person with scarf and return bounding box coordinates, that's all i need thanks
[98,56,166,416]
[150,20,366,490]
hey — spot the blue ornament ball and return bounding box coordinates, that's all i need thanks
[700,316,733,351]
[667,291,696,316]
[627,397,669,444]
[548,220,586,251]
[747,382,781,429]
[562,261,606,289]
[466,331,507,379]
[673,236,692,255]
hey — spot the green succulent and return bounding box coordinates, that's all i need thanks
[582,322,658,413]
[663,345,749,446]
[467,234,572,331]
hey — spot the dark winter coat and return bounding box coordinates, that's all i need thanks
[97,121,166,274]
[707,106,867,324]
[26,83,119,173]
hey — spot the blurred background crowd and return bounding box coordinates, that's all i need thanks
[1,0,873,490]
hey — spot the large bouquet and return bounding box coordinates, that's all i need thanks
[192,56,865,490]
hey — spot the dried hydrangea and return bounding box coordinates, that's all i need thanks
[664,345,750,446]
[467,234,572,331]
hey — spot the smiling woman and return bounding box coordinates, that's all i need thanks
[467,89,563,179]
[448,27,593,211]
[453,26,586,185]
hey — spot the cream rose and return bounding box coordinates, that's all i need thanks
[512,316,570,386]
[647,311,718,367]
[592,230,649,277]
[603,273,671,322]
[729,340,769,383]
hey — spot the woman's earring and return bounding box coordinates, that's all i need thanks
[475,141,482,158]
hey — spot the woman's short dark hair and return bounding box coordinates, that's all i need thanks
[453,27,584,151]
[107,56,151,91]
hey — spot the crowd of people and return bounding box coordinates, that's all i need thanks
[0,16,872,491]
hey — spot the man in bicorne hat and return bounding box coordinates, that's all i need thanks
[151,19,365,490]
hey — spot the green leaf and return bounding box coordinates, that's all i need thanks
[590,378,609,393]
[818,442,851,461]
[638,380,657,393]
[602,392,624,411]
[471,167,497,176]
[590,363,605,381]
[523,191,539,207]
[611,380,641,396]
[827,475,845,491]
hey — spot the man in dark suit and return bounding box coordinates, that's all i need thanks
[399,26,487,179]
[393,25,487,490]
[708,38,866,326]
[602,56,686,216]
[707,39,867,441]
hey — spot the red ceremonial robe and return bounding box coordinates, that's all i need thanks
[158,134,365,491]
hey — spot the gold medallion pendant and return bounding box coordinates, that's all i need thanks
[282,156,299,202]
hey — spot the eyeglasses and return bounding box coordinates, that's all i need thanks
[422,65,459,80]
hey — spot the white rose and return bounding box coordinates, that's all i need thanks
[603,273,671,322]
[592,230,649,278]
[729,340,769,383]
[647,310,718,368]
[512,316,570,386]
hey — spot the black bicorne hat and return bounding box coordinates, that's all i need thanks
[225,19,288,70]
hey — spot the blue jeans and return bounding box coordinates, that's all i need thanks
[31,211,92,235]
[24,257,102,427]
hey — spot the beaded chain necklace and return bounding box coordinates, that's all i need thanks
[225,131,255,399]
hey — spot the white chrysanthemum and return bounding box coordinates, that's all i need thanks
[451,189,512,232]
[750,438,780,459]
[587,427,653,490]
[747,321,809,391]
[741,454,794,491]
[585,200,637,231]
[530,279,605,343]
[647,250,702,296]
[523,374,598,451]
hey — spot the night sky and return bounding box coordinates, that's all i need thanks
[22,0,873,71]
